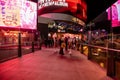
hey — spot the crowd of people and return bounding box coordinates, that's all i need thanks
[42,36,83,55]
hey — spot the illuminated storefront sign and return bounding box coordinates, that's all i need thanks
[38,0,68,9]
[0,0,37,29]
[72,17,85,26]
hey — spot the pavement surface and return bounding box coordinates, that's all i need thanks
[0,48,113,80]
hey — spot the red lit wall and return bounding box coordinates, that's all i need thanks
[38,0,87,21]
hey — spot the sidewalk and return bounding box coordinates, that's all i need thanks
[0,48,113,80]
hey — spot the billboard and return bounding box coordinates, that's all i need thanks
[107,0,120,27]
[0,0,21,27]
[20,1,37,29]
[0,0,37,29]
[38,0,87,21]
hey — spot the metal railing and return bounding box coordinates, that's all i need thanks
[0,41,41,62]
[80,42,120,79]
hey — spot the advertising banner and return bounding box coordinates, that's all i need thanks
[107,0,120,27]
[0,0,37,29]
[0,0,20,27]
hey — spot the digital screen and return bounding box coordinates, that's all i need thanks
[107,0,120,27]
[38,0,87,21]
[21,0,37,29]
[0,0,37,29]
[0,0,21,27]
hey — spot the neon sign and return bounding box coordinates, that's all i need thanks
[38,0,68,9]
[107,0,120,27]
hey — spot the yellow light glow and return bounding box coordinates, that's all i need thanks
[100,62,104,68]
[97,48,101,52]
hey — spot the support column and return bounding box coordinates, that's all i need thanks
[107,42,116,78]
[87,30,92,60]
[80,33,84,54]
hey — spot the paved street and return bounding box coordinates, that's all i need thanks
[0,48,113,80]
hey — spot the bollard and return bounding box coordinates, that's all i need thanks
[18,33,22,57]
[32,42,34,52]
[88,46,92,60]
[39,42,42,50]
[81,44,84,54]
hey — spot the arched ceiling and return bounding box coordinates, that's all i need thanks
[39,13,85,26]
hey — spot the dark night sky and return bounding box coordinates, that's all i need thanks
[86,0,117,23]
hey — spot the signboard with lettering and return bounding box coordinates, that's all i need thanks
[38,0,87,21]
[38,0,68,9]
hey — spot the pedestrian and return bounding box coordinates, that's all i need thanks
[59,39,66,55]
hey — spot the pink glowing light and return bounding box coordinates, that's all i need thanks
[20,1,37,29]
[0,0,37,30]
[107,0,120,27]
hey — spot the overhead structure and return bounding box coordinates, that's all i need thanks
[31,0,117,23]
[40,13,85,26]
[38,0,87,23]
